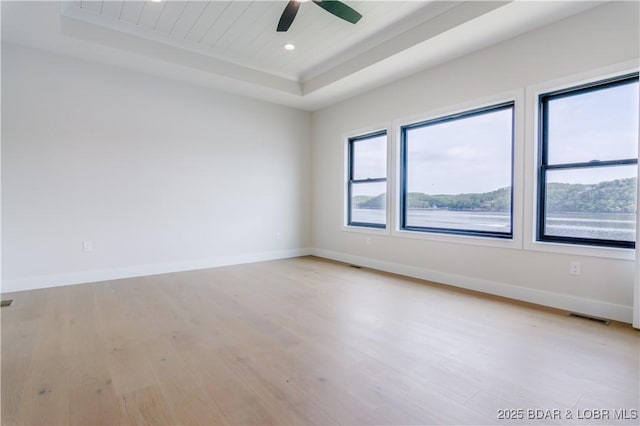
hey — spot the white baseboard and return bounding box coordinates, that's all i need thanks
[310,248,633,324]
[2,246,632,324]
[1,248,312,294]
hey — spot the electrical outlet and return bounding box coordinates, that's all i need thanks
[83,241,93,252]
[365,237,372,246]
[570,261,581,275]
[276,232,282,240]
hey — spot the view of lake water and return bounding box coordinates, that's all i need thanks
[352,209,636,241]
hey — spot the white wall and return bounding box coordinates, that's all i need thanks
[1,43,311,292]
[2,2,639,324]
[311,2,640,322]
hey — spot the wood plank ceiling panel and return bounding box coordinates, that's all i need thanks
[250,3,341,73]
[242,3,296,60]
[222,1,284,59]
[100,0,125,19]
[119,1,145,25]
[248,2,327,63]
[203,1,253,48]
[215,2,274,52]
[154,1,189,34]
[169,1,210,39]
[152,1,182,35]
[184,1,232,43]
[137,0,167,30]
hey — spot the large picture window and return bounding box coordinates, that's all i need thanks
[400,102,514,238]
[538,74,639,249]
[347,131,387,228]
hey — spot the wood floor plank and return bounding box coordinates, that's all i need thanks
[2,256,638,425]
[0,316,39,425]
[68,349,121,426]
[67,283,122,426]
[10,287,72,426]
[119,385,176,425]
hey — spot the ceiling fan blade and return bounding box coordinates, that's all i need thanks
[277,1,301,32]
[312,1,362,24]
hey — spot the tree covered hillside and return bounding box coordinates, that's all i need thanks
[354,177,637,213]
[545,177,636,214]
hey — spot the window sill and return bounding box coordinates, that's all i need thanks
[524,239,634,260]
[392,228,521,249]
[342,225,390,236]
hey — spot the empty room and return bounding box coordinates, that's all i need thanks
[1,0,639,425]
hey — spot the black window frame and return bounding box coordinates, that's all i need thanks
[347,130,388,229]
[537,73,639,249]
[399,102,515,239]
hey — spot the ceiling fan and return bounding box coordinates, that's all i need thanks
[277,0,363,32]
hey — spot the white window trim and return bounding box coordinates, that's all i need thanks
[390,90,525,250]
[342,123,392,236]
[523,60,639,261]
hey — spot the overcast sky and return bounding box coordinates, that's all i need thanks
[546,80,638,185]
[353,80,638,196]
[405,107,512,194]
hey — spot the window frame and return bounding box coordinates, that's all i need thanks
[537,73,639,249]
[346,130,388,230]
[398,101,516,239]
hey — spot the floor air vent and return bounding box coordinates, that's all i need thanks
[568,312,610,325]
[1,299,13,308]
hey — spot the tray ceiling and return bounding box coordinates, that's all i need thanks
[1,1,604,110]
[64,1,432,81]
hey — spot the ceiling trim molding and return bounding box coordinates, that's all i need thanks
[59,14,302,96]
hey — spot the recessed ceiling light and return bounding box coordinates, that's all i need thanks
[284,43,296,51]
[151,0,162,3]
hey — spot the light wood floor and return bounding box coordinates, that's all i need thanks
[1,256,638,425]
